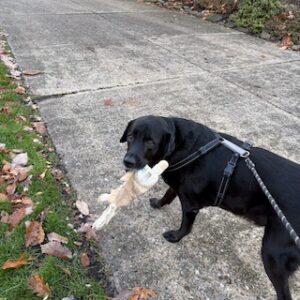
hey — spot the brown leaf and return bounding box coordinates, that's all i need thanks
[279,35,294,49]
[103,99,114,107]
[113,290,135,300]
[0,193,8,202]
[41,241,72,259]
[15,86,26,94]
[2,253,31,270]
[12,153,28,167]
[23,70,44,76]
[78,223,96,240]
[39,170,47,180]
[76,200,89,216]
[130,288,158,300]
[80,253,90,268]
[17,168,28,182]
[47,232,68,244]
[25,221,45,247]
[9,207,26,228]
[29,274,51,298]
[56,265,71,276]
[33,122,46,135]
[0,211,10,223]
[6,182,16,195]
[51,168,63,180]
[2,162,11,173]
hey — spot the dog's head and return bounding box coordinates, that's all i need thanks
[120,116,175,170]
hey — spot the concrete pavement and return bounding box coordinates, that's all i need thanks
[1,0,300,299]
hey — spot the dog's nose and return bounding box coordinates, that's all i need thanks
[123,155,136,169]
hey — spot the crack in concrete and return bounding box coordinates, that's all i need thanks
[34,73,201,102]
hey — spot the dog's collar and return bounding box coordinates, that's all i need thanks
[166,134,250,173]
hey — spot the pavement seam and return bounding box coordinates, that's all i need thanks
[145,39,300,121]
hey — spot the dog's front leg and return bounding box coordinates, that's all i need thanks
[163,208,198,243]
[150,187,177,209]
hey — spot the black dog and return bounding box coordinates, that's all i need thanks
[120,115,300,300]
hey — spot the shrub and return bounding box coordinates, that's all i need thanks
[232,0,283,33]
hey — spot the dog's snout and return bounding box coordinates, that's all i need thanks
[123,155,136,169]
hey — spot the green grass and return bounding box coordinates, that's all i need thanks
[0,54,106,299]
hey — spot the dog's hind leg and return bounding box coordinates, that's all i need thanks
[150,187,177,209]
[261,221,298,300]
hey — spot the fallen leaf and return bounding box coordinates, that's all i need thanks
[12,153,28,168]
[41,241,72,259]
[23,70,44,76]
[25,221,45,247]
[9,207,26,228]
[15,86,26,94]
[113,290,135,300]
[51,168,63,180]
[33,122,46,135]
[6,182,17,195]
[76,200,89,216]
[17,167,28,182]
[47,232,68,244]
[279,35,294,49]
[2,162,11,173]
[80,253,90,268]
[0,211,10,223]
[0,193,8,202]
[130,288,158,300]
[39,170,47,180]
[2,253,31,270]
[16,115,27,122]
[78,223,96,240]
[103,99,114,106]
[29,274,51,298]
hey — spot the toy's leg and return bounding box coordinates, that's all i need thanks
[150,187,177,209]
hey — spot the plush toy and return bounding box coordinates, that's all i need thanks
[92,160,169,230]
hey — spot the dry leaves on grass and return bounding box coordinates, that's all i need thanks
[76,200,89,216]
[51,168,63,181]
[77,223,96,240]
[25,220,45,247]
[2,253,31,270]
[47,232,68,244]
[15,86,26,94]
[29,274,51,299]
[0,192,8,202]
[41,241,72,259]
[80,253,90,268]
[279,35,294,49]
[33,122,46,135]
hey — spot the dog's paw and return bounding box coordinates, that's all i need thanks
[149,198,162,209]
[163,230,181,243]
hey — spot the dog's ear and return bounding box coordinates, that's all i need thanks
[120,120,134,143]
[162,119,176,157]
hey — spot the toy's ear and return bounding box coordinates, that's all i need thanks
[120,120,134,143]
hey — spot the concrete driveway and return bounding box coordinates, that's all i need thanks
[1,0,300,299]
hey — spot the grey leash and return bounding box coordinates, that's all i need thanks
[245,157,300,251]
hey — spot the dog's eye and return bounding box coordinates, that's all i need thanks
[127,135,134,143]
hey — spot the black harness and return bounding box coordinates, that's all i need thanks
[166,135,300,251]
[166,134,251,206]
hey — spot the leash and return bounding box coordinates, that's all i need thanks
[166,134,300,250]
[245,158,300,251]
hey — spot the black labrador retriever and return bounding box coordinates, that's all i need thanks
[120,115,300,300]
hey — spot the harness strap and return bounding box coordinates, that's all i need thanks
[166,136,222,172]
[214,153,239,206]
